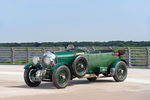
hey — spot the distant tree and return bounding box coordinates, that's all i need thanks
[0,41,150,47]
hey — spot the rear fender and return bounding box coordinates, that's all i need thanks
[120,59,128,66]
[109,58,127,76]
[109,58,121,76]
[110,58,121,68]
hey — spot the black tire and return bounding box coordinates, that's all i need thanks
[113,61,128,82]
[72,55,88,78]
[52,65,71,89]
[24,67,41,87]
[87,77,97,82]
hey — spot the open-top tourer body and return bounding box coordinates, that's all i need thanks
[24,47,128,88]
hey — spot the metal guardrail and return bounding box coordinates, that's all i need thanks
[0,47,149,67]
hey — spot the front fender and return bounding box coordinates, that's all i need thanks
[47,62,67,71]
[24,62,33,69]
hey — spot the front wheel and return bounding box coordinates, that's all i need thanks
[24,67,41,87]
[113,61,128,82]
[52,65,71,89]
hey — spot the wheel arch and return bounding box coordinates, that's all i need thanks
[53,63,74,80]
[109,58,127,76]
[110,58,121,68]
[120,59,128,66]
[24,62,33,69]
[109,58,121,76]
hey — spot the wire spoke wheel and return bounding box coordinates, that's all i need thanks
[113,61,127,82]
[72,55,88,78]
[116,65,126,80]
[57,70,69,86]
[24,67,41,87]
[76,59,87,75]
[52,65,71,89]
[28,69,37,83]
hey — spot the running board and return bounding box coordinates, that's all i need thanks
[82,74,112,78]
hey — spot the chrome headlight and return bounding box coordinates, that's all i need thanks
[43,56,51,66]
[32,56,40,65]
[43,52,56,60]
[42,52,56,67]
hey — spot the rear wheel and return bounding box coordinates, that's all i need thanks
[113,61,128,82]
[24,67,41,87]
[52,65,71,89]
[87,77,97,82]
[72,55,88,78]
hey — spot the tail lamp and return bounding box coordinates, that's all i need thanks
[114,50,119,56]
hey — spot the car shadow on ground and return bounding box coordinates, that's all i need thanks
[70,79,115,86]
[6,79,115,89]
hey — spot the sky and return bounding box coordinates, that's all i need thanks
[0,0,150,43]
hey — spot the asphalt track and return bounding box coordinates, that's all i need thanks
[0,65,150,100]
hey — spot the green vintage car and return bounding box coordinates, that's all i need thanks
[24,47,128,89]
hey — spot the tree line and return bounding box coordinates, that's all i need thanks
[0,41,149,47]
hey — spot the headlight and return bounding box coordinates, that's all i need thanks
[32,56,40,65]
[43,56,51,66]
[43,52,56,59]
[42,52,56,67]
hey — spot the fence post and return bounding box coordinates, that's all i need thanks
[26,47,29,63]
[146,47,150,68]
[11,47,14,64]
[59,47,64,51]
[109,46,113,50]
[127,47,131,67]
[42,47,46,53]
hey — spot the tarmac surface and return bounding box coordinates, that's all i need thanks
[0,65,150,100]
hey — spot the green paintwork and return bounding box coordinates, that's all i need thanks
[47,62,66,71]
[55,51,75,66]
[24,62,33,69]
[100,67,108,72]
[110,58,122,68]
[24,49,124,74]
[85,52,119,69]
[53,50,120,71]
